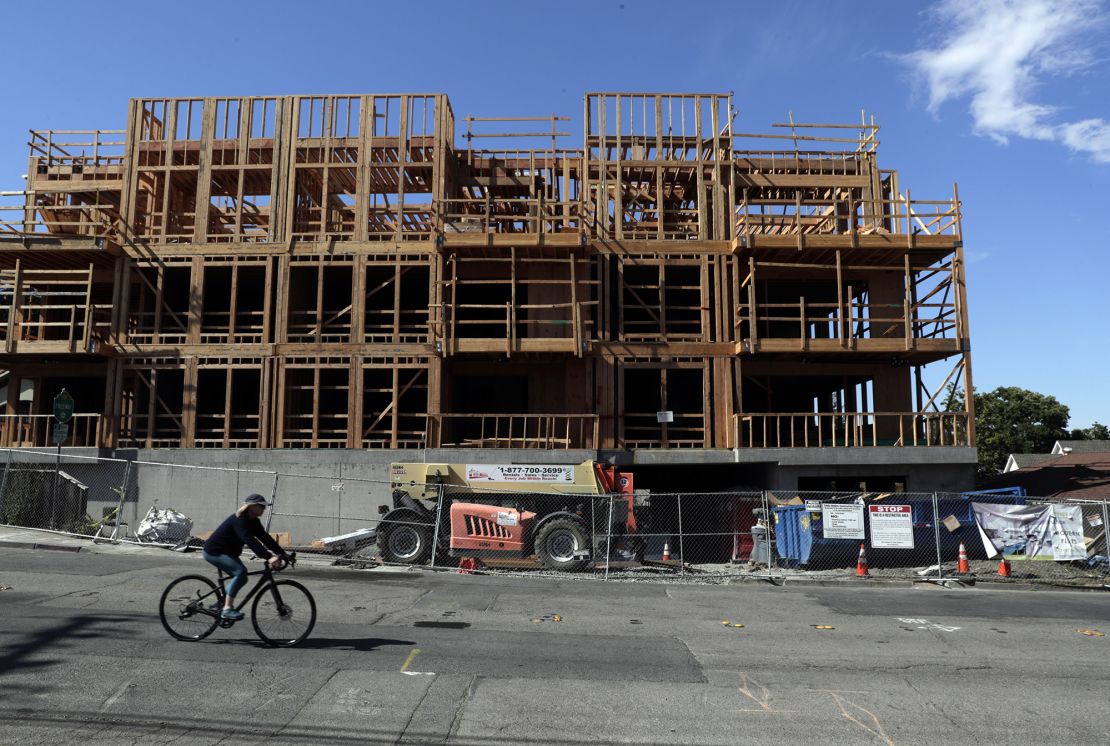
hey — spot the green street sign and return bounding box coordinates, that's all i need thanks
[52,422,69,445]
[53,389,74,424]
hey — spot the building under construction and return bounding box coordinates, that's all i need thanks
[0,92,976,491]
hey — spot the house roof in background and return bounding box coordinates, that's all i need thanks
[983,451,1110,500]
[1005,453,1058,471]
[1052,440,1110,455]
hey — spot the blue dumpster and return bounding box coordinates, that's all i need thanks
[772,504,858,567]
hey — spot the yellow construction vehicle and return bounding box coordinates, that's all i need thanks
[377,460,641,571]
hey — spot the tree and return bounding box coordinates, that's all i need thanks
[973,386,1069,477]
[1068,422,1110,441]
[941,382,964,412]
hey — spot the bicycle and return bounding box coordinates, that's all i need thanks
[158,552,316,647]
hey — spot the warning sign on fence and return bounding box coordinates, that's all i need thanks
[822,503,865,539]
[868,505,914,548]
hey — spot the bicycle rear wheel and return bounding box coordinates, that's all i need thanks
[160,574,221,641]
[251,579,316,647]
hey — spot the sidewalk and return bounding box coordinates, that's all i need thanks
[2,524,1107,592]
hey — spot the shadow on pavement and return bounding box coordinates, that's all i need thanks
[251,636,416,652]
[0,709,620,745]
[0,611,134,696]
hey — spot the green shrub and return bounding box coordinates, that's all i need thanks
[0,469,46,527]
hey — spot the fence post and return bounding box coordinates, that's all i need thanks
[677,492,685,576]
[429,482,444,570]
[1102,501,1110,568]
[50,445,62,529]
[0,449,11,516]
[108,460,132,542]
[763,490,773,578]
[336,463,343,536]
[604,493,614,580]
[264,473,279,532]
[932,492,943,579]
[589,493,597,577]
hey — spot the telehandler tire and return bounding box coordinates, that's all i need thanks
[535,517,590,571]
[379,512,433,565]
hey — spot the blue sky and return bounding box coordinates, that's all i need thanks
[1,0,1107,426]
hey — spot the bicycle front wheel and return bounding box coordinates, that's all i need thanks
[160,574,221,641]
[251,579,316,647]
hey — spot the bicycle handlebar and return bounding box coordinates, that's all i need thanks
[249,551,297,572]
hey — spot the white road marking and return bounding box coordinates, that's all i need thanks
[897,617,960,632]
[100,679,132,712]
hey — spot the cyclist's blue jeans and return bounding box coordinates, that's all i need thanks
[202,550,248,598]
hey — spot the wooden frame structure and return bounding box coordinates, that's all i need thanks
[0,92,974,452]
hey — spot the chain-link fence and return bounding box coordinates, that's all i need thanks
[1,447,1107,586]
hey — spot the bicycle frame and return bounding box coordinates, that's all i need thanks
[199,561,288,620]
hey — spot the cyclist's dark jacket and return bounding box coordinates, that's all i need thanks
[203,513,283,560]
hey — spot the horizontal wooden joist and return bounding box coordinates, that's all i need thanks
[451,339,578,354]
[734,234,960,251]
[276,342,436,357]
[0,241,119,269]
[112,342,439,358]
[743,338,962,355]
[590,341,736,357]
[0,341,116,356]
[738,347,964,369]
[735,174,870,188]
[590,239,734,255]
[120,239,439,257]
[440,233,582,249]
[0,359,112,375]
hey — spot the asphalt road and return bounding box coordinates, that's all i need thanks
[1,538,1108,745]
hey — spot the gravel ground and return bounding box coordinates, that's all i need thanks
[335,548,1110,588]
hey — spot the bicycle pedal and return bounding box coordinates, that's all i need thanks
[218,619,235,628]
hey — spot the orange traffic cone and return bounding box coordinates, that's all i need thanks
[856,543,870,577]
[997,558,1011,577]
[662,542,671,561]
[957,541,970,574]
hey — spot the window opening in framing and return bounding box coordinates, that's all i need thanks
[360,366,428,448]
[364,262,430,343]
[127,266,190,345]
[200,265,266,344]
[119,366,185,447]
[286,264,353,343]
[282,366,349,448]
[196,367,262,447]
[622,365,707,448]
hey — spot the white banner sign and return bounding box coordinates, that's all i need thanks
[822,503,865,540]
[465,464,575,483]
[1050,505,1086,561]
[868,505,914,548]
[971,502,1087,561]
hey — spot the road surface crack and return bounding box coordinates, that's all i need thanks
[396,672,438,744]
[271,667,339,740]
[446,675,481,744]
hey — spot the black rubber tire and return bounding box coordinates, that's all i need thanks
[251,579,316,647]
[379,513,433,565]
[159,574,221,641]
[535,517,590,571]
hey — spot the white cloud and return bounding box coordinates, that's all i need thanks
[905,0,1110,163]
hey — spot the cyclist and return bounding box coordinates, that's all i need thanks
[202,493,288,620]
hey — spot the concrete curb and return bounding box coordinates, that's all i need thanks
[0,540,81,553]
[734,574,1108,593]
